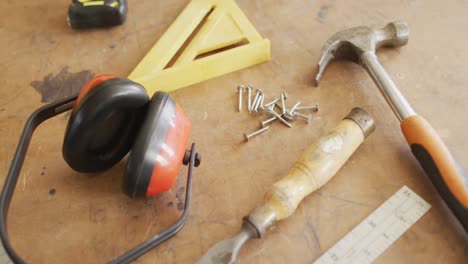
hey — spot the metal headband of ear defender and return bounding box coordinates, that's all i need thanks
[0,95,200,264]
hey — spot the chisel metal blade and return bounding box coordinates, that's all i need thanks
[197,222,257,264]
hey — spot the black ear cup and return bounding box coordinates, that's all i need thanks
[124,92,173,198]
[63,78,149,172]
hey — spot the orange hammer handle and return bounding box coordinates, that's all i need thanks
[401,115,468,231]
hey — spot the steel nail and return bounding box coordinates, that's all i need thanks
[282,91,288,100]
[251,89,262,112]
[283,112,296,122]
[268,108,292,128]
[289,101,301,114]
[243,126,271,142]
[259,116,277,128]
[264,98,280,108]
[237,85,245,112]
[294,112,313,123]
[281,92,286,114]
[296,103,319,112]
[246,85,253,112]
[254,93,263,112]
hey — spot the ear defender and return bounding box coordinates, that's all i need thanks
[2,75,199,263]
[124,92,192,198]
[63,75,192,198]
[63,75,150,172]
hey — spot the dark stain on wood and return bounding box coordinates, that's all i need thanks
[89,205,107,224]
[30,66,94,103]
[317,5,329,23]
[175,187,185,211]
[177,202,184,211]
[175,187,185,201]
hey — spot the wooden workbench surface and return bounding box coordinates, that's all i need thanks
[0,0,467,263]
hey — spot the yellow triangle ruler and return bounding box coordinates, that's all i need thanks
[128,0,270,94]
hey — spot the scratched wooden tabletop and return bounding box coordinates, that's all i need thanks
[0,0,467,263]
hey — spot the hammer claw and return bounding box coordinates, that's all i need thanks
[314,44,337,86]
[314,21,409,87]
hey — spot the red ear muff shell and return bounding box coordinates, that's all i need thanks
[146,103,191,196]
[63,77,150,172]
[124,92,192,198]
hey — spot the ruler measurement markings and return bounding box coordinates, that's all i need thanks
[344,216,399,262]
[339,194,411,261]
[313,186,431,264]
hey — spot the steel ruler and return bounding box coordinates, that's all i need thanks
[313,186,431,264]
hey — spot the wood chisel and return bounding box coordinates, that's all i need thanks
[197,107,376,264]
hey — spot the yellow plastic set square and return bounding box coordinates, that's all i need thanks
[128,0,270,94]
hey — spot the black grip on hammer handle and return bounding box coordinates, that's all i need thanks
[402,115,468,232]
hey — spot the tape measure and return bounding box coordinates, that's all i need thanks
[68,0,127,29]
[314,186,431,264]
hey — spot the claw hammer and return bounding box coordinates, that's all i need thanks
[315,21,468,231]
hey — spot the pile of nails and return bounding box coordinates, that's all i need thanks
[237,85,319,142]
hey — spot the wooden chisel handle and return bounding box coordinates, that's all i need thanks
[246,108,375,236]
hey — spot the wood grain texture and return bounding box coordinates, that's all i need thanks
[0,0,467,263]
[249,119,365,231]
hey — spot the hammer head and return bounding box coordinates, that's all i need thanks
[314,21,409,86]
